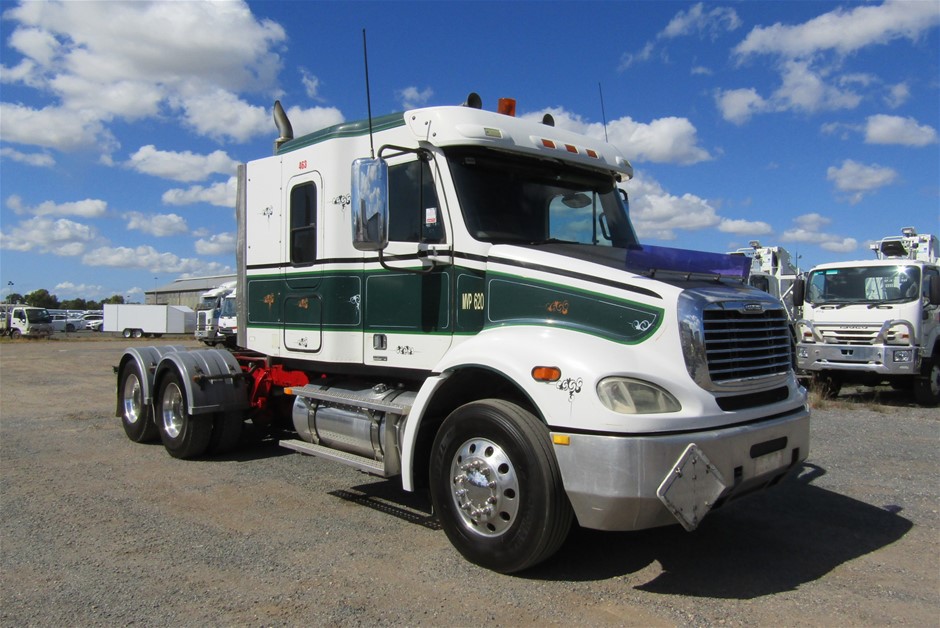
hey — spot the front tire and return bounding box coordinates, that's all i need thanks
[119,362,158,442]
[913,358,939,406]
[156,370,211,459]
[429,399,573,573]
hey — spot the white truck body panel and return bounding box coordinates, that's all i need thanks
[104,304,196,335]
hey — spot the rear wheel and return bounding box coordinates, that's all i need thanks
[119,362,158,442]
[132,329,143,338]
[429,399,573,573]
[122,329,132,339]
[913,358,939,406]
[156,370,211,459]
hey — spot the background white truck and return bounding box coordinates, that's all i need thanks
[115,93,810,572]
[794,228,940,405]
[216,289,237,346]
[104,304,196,338]
[195,281,236,346]
[729,241,800,320]
[0,304,53,338]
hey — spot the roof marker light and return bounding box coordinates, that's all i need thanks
[497,98,516,116]
[541,138,556,149]
[565,144,578,154]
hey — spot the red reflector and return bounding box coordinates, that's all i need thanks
[541,138,556,148]
[565,144,578,153]
[497,98,516,116]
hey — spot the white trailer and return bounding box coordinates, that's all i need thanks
[104,304,196,338]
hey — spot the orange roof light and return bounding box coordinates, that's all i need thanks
[497,98,516,117]
[541,138,556,149]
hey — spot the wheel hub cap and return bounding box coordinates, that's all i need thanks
[450,438,519,537]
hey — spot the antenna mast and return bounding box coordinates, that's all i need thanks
[362,29,375,159]
[598,82,609,143]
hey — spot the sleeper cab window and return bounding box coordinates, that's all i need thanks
[388,159,444,244]
[290,181,317,265]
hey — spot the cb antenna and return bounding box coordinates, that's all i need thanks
[598,82,609,143]
[362,29,375,159]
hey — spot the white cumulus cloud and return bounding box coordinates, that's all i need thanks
[826,159,898,204]
[864,114,938,147]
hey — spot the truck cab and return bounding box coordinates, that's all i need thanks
[795,228,940,404]
[118,94,810,573]
[1,304,53,338]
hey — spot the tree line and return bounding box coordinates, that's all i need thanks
[4,288,129,311]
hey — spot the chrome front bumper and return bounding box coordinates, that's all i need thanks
[551,408,810,531]
[796,343,920,375]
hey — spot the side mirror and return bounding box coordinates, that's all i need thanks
[351,158,389,251]
[792,277,805,307]
[928,275,940,306]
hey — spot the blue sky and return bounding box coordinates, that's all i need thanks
[1,0,938,302]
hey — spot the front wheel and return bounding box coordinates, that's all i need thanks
[156,370,211,459]
[913,358,939,406]
[429,399,573,573]
[119,362,158,442]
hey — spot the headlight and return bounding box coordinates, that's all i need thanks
[597,377,681,414]
[892,349,913,363]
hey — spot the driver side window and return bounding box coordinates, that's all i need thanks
[388,160,444,243]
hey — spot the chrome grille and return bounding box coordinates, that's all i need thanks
[815,324,879,345]
[702,309,792,383]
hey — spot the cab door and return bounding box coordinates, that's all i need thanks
[281,170,327,354]
[363,155,453,369]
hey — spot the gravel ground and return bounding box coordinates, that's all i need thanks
[1,337,937,626]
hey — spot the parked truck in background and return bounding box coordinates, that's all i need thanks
[216,289,237,346]
[729,241,801,320]
[794,228,940,405]
[104,304,196,338]
[115,93,810,572]
[194,281,236,346]
[1,304,53,338]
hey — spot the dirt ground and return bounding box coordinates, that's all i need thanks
[1,336,938,626]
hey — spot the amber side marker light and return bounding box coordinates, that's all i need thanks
[552,434,571,446]
[532,366,561,382]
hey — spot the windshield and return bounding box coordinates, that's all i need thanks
[26,308,52,323]
[806,265,921,305]
[445,147,638,247]
[220,298,236,317]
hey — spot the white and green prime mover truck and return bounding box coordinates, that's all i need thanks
[116,94,810,572]
[795,228,940,405]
